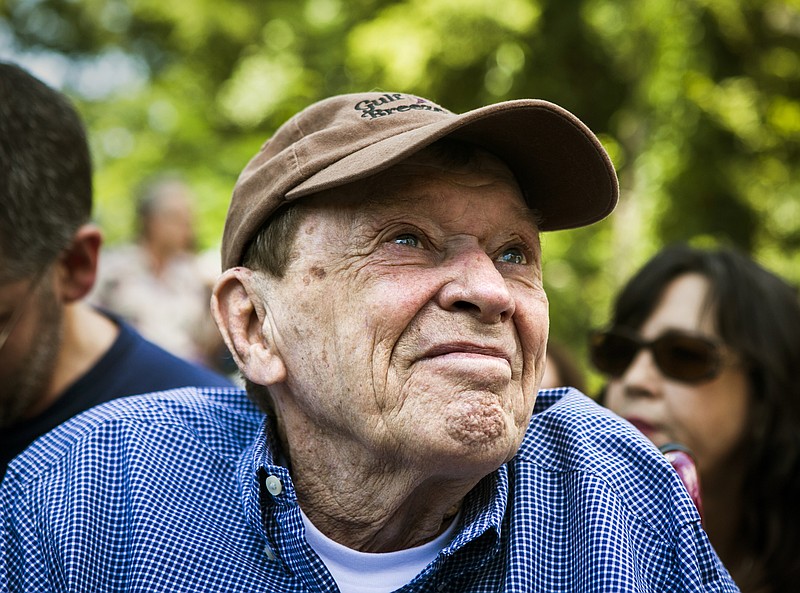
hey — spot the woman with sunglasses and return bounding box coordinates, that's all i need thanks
[590,244,800,593]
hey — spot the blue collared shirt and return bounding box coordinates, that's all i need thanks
[0,387,738,592]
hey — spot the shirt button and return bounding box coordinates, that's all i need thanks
[264,545,277,561]
[265,474,283,496]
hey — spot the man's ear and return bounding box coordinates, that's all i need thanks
[211,267,287,386]
[56,224,103,303]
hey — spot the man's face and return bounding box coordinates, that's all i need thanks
[0,270,62,427]
[260,151,549,478]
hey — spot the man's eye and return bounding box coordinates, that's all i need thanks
[497,248,527,265]
[392,234,422,248]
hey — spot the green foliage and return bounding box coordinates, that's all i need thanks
[2,0,798,390]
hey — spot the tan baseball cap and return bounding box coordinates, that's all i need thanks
[221,91,618,269]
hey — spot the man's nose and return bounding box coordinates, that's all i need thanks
[435,250,515,323]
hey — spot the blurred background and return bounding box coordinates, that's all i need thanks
[2,0,798,390]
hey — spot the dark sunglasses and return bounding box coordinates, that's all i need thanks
[589,327,726,384]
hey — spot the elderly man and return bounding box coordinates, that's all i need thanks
[0,92,738,591]
[0,63,232,482]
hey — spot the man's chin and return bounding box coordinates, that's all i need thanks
[436,406,522,467]
[2,305,63,427]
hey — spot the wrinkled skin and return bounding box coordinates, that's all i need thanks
[215,151,549,551]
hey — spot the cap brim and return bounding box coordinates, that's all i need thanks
[286,99,617,231]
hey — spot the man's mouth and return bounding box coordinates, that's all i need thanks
[421,342,512,366]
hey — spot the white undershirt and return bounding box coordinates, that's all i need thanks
[301,509,460,593]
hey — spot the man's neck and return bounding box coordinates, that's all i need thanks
[283,429,478,553]
[31,303,119,417]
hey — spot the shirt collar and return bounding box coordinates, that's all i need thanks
[443,463,508,560]
[237,415,294,533]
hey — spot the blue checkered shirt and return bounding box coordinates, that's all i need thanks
[1,387,738,592]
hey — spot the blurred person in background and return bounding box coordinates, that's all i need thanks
[590,243,800,592]
[91,175,224,368]
[0,62,232,480]
[540,339,587,392]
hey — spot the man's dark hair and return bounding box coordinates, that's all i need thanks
[0,62,93,282]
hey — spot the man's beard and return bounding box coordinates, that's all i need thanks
[0,283,63,427]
